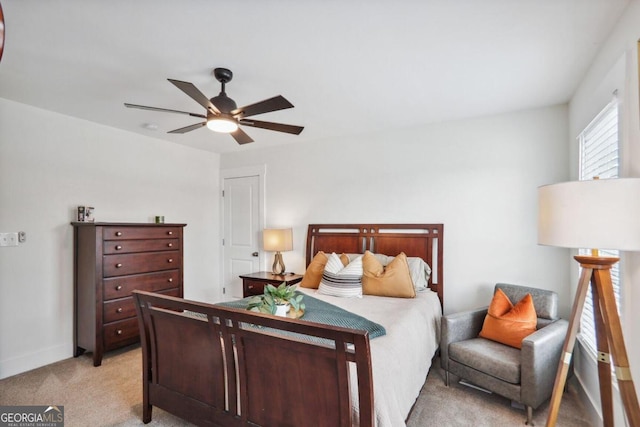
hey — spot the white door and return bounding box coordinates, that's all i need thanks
[223,175,261,298]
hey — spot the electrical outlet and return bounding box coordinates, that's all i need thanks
[18,231,26,243]
[0,232,19,247]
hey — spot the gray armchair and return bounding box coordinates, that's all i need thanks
[440,283,569,425]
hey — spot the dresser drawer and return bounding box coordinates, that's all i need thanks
[103,287,181,323]
[103,270,180,300]
[103,318,139,350]
[103,226,181,241]
[103,251,182,277]
[103,238,179,254]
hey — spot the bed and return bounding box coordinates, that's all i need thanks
[133,223,443,426]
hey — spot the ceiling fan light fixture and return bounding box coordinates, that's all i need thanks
[207,116,238,133]
[125,67,303,144]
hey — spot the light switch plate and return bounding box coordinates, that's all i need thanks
[0,232,19,247]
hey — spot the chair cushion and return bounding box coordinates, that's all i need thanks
[449,338,521,384]
[479,288,537,348]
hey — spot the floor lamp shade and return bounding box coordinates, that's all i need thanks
[263,228,293,274]
[538,178,640,251]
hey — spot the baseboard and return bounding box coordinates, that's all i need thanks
[0,342,72,380]
[572,339,612,427]
[571,374,602,427]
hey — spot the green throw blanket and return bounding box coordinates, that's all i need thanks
[217,292,386,339]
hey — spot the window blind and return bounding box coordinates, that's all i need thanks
[577,96,620,356]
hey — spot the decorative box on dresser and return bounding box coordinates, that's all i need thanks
[71,222,186,366]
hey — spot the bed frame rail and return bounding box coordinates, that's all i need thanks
[133,290,374,427]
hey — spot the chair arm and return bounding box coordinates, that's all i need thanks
[520,319,569,408]
[440,307,488,372]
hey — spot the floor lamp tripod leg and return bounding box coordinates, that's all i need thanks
[546,268,593,427]
[594,269,640,427]
[591,279,614,426]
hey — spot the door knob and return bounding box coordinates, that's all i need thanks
[252,252,259,257]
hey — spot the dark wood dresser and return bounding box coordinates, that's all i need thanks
[71,222,186,366]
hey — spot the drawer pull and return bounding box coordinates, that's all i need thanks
[116,308,123,313]
[168,259,173,263]
[116,231,122,236]
[115,285,123,291]
[167,231,173,235]
[116,329,123,335]
[115,245,122,250]
[167,243,173,247]
[248,285,254,289]
[168,278,173,282]
[116,263,123,268]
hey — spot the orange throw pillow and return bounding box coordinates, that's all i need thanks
[362,251,416,298]
[479,288,537,349]
[300,251,328,289]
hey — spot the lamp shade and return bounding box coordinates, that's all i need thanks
[263,228,293,252]
[538,178,640,251]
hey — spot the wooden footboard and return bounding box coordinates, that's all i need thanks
[133,290,374,427]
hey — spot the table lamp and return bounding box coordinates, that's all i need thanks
[538,178,640,426]
[263,228,293,275]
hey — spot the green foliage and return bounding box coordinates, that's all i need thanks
[246,282,306,315]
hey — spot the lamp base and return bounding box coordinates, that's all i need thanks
[272,252,286,275]
[546,255,639,427]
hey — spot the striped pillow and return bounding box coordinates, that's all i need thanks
[318,253,363,298]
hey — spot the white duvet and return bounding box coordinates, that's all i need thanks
[298,288,442,427]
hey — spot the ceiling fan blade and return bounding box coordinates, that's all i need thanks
[239,119,304,135]
[168,79,220,115]
[232,95,294,118]
[168,122,207,134]
[124,103,206,119]
[231,127,254,145]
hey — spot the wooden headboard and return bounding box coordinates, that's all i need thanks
[305,224,444,307]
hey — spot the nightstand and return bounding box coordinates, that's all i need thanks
[239,272,303,297]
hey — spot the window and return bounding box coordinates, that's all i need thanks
[577,96,621,356]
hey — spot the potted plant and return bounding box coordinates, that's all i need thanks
[247,282,305,318]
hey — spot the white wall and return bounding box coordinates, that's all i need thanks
[221,105,571,317]
[568,2,640,424]
[0,98,221,379]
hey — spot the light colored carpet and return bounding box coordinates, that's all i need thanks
[410,365,591,427]
[0,345,591,426]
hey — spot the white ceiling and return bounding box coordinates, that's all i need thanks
[0,0,630,153]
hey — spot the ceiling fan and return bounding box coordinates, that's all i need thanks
[125,68,304,145]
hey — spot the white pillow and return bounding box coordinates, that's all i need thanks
[407,257,431,291]
[318,253,363,298]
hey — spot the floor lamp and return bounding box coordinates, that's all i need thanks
[538,178,640,427]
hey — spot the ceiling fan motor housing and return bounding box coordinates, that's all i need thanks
[211,94,237,114]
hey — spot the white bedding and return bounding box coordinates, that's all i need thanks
[298,287,442,427]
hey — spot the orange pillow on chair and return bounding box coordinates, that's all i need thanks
[479,288,537,349]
